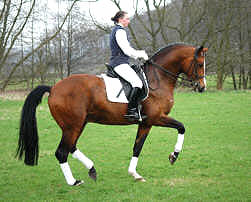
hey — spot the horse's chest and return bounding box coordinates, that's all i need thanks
[148,97,174,115]
[163,98,174,113]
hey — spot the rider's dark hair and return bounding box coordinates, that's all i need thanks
[111,11,127,24]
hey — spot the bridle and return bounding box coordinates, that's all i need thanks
[143,48,206,91]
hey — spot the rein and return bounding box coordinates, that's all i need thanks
[144,59,196,91]
[149,59,193,82]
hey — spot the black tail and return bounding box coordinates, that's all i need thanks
[16,85,51,166]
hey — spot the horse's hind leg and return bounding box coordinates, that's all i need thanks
[55,129,83,186]
[55,126,96,186]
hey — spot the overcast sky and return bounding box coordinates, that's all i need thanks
[47,0,166,25]
[18,0,167,47]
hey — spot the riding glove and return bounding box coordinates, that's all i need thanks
[137,50,148,61]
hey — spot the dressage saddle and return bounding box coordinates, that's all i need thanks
[105,63,148,121]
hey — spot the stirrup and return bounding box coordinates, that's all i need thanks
[124,108,140,121]
[136,104,147,122]
[124,113,140,122]
[124,105,147,122]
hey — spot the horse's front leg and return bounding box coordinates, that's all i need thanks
[155,116,185,165]
[128,124,152,182]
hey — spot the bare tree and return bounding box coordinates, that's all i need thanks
[248,10,251,89]
[237,1,250,89]
[0,0,36,76]
[198,0,247,90]
[0,0,95,91]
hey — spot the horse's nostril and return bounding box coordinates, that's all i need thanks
[199,86,205,93]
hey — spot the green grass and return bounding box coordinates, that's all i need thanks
[0,91,250,201]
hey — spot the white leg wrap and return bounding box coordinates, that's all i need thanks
[203,57,207,90]
[174,133,184,153]
[72,149,94,170]
[128,157,138,173]
[128,157,144,180]
[60,162,76,185]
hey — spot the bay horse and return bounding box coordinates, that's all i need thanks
[16,43,208,186]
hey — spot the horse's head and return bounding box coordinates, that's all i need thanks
[182,46,208,93]
[146,43,209,92]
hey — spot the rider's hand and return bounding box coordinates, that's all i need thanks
[137,50,148,61]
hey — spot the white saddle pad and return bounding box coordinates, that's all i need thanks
[101,74,129,103]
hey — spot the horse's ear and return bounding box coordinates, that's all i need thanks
[203,47,208,53]
[195,46,203,58]
[195,46,208,58]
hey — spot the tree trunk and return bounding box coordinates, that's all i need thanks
[247,5,251,89]
[249,70,251,89]
[31,6,35,89]
[230,65,237,90]
[216,71,224,90]
[66,12,73,77]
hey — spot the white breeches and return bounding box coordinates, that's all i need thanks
[114,64,143,88]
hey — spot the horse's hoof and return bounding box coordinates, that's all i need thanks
[129,171,146,182]
[72,180,84,186]
[88,166,97,181]
[135,177,146,182]
[169,153,177,165]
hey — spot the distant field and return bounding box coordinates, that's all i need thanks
[0,90,250,201]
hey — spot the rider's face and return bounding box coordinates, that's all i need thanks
[119,14,130,27]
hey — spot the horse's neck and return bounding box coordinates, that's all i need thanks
[145,63,177,99]
[147,60,179,85]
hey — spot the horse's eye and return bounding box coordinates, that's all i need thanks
[199,64,203,67]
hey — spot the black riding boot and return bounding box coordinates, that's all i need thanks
[125,87,141,121]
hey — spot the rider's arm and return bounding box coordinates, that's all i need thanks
[115,29,139,59]
[115,29,148,60]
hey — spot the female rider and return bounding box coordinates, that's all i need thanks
[109,11,148,121]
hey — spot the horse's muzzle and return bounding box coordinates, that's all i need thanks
[198,86,205,93]
[194,82,206,93]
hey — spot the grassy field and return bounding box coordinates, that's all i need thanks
[0,90,250,202]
